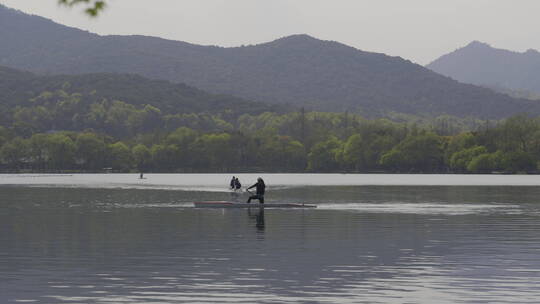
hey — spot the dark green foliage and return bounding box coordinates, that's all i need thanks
[380,133,444,172]
[499,151,537,173]
[76,132,106,170]
[307,137,343,172]
[109,141,131,172]
[2,5,540,119]
[0,137,28,170]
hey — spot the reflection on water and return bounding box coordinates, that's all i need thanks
[1,185,540,303]
[248,207,265,231]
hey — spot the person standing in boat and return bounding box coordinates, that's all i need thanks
[230,176,236,190]
[247,177,265,204]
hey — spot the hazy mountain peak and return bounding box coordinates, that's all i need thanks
[276,34,319,41]
[465,40,491,48]
[263,34,328,47]
[428,41,540,95]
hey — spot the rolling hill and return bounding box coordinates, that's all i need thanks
[427,41,540,95]
[0,65,279,115]
[1,4,540,118]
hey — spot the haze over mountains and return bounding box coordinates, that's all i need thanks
[428,41,540,96]
[1,4,540,119]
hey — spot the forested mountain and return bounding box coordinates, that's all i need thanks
[0,65,278,114]
[427,41,540,95]
[0,65,285,139]
[2,5,539,119]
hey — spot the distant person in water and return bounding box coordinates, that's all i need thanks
[140,172,144,179]
[247,177,265,204]
[234,177,242,190]
[230,176,236,189]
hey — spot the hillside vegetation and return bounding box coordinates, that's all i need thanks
[0,65,280,134]
[0,66,538,174]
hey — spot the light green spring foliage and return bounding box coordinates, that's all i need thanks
[2,88,540,172]
[449,146,487,172]
[58,0,106,16]
[1,115,540,173]
[379,133,444,172]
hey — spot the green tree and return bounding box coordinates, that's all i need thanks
[0,138,29,170]
[449,145,487,173]
[467,153,496,173]
[190,133,234,171]
[366,134,399,170]
[105,100,138,137]
[13,106,52,135]
[258,135,306,171]
[28,134,50,170]
[75,133,106,170]
[496,115,539,153]
[108,141,132,172]
[165,127,198,147]
[47,133,77,170]
[150,144,179,171]
[445,132,476,163]
[342,134,364,171]
[0,127,10,148]
[499,151,536,173]
[132,144,151,171]
[307,136,343,172]
[379,149,403,172]
[380,133,443,172]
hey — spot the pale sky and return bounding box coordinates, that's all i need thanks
[1,0,539,64]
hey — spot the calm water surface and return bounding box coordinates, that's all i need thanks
[1,174,540,303]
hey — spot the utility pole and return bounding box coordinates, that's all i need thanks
[301,107,305,146]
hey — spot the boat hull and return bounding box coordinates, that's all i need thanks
[193,201,316,209]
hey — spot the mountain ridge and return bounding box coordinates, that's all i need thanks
[427,41,540,95]
[2,4,540,118]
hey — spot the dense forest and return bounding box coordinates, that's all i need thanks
[1,86,539,173]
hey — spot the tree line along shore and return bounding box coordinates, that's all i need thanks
[1,92,538,174]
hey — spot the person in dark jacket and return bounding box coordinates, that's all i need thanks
[247,177,265,204]
[234,177,242,190]
[230,176,236,190]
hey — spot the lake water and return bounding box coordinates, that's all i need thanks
[1,174,540,303]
